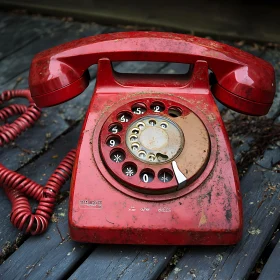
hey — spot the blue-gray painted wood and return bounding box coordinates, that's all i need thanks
[0,18,108,171]
[0,61,172,278]
[0,13,21,31]
[0,17,107,86]
[0,11,279,280]
[167,148,280,280]
[0,123,81,253]
[0,14,59,61]
[258,239,280,280]
[69,245,176,280]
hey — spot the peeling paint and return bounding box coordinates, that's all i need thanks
[199,211,207,226]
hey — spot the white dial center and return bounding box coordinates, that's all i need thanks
[139,126,169,150]
[126,115,184,164]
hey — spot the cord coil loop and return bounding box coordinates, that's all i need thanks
[0,89,76,235]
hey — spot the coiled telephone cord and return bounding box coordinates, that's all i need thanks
[0,89,76,235]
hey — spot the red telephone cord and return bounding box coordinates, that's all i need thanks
[0,89,76,235]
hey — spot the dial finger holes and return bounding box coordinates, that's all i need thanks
[149,119,156,126]
[148,153,156,162]
[106,135,121,147]
[137,122,145,130]
[109,123,122,134]
[117,112,132,123]
[122,162,137,177]
[140,169,155,183]
[131,128,140,135]
[158,169,173,183]
[131,143,139,151]
[138,150,147,159]
[132,103,147,115]
[110,149,125,163]
[130,135,138,142]
[151,102,165,113]
[168,107,182,117]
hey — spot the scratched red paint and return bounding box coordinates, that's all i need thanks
[28,32,275,245]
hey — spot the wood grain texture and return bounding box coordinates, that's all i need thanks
[0,14,59,61]
[0,13,109,254]
[69,245,176,280]
[0,17,108,171]
[0,0,279,43]
[0,61,172,278]
[0,19,106,86]
[258,239,280,280]
[167,149,280,280]
[0,11,279,280]
[0,13,19,30]
[165,47,280,278]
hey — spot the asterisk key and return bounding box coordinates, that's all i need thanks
[125,167,134,176]
[113,154,122,163]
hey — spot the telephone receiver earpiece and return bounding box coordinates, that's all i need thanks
[29,32,275,115]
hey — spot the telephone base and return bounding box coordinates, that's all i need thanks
[68,59,243,245]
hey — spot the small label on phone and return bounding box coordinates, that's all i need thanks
[79,200,102,209]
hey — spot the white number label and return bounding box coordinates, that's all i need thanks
[120,115,128,122]
[112,126,118,133]
[109,139,115,147]
[143,173,149,183]
[153,105,160,112]
[135,107,143,114]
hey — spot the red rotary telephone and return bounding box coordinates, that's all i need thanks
[1,32,275,245]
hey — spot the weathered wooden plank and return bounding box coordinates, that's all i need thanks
[166,148,280,280]
[0,21,110,170]
[0,199,93,280]
[0,12,19,30]
[0,60,171,276]
[0,18,107,86]
[0,13,278,279]
[69,245,176,280]
[0,123,81,252]
[0,15,60,60]
[165,46,280,277]
[0,14,116,257]
[258,239,280,280]
[1,0,280,43]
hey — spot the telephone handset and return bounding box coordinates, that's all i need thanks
[27,32,275,245]
[29,32,275,114]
